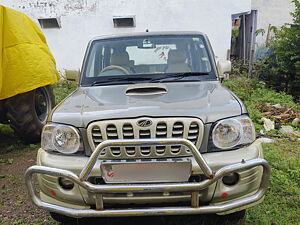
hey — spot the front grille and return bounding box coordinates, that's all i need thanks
[87,117,204,159]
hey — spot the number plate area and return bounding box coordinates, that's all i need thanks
[100,158,191,184]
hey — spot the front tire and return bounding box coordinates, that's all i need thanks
[4,86,55,143]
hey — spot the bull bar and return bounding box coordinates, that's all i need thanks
[25,138,270,218]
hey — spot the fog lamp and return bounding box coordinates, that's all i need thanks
[58,177,74,190]
[222,172,239,186]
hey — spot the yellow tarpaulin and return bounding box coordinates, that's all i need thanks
[0,5,60,100]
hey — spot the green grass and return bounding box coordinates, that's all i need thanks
[246,139,300,225]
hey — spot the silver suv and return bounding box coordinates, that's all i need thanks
[25,32,270,223]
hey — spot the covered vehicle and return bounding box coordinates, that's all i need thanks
[0,5,59,143]
[25,32,270,223]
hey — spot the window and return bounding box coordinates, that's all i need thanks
[82,35,214,81]
[113,16,135,28]
[126,44,176,65]
[38,18,60,29]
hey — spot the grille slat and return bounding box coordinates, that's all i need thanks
[93,138,102,143]
[174,124,184,128]
[172,130,183,135]
[189,129,199,134]
[89,118,203,159]
[157,125,167,129]
[156,131,167,135]
[187,123,200,150]
[188,135,198,139]
[91,126,106,155]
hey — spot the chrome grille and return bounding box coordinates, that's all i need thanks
[87,117,204,159]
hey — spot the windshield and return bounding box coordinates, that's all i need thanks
[81,35,216,86]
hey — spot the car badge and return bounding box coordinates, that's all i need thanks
[137,119,152,127]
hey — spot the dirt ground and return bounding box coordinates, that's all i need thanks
[0,149,50,224]
[0,147,244,225]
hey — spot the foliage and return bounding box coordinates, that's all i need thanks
[0,158,13,164]
[231,59,262,79]
[261,0,300,99]
[53,80,77,104]
[223,78,299,131]
[232,29,240,39]
[256,25,278,46]
[272,0,300,75]
[255,28,265,37]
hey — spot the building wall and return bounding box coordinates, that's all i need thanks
[252,0,295,46]
[2,0,251,71]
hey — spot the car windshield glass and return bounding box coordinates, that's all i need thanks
[81,35,216,86]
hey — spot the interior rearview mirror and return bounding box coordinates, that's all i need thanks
[65,70,80,83]
[217,60,231,80]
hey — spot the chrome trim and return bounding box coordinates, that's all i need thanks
[25,138,270,218]
[87,118,204,159]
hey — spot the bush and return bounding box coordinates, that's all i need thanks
[53,80,77,104]
[261,0,300,99]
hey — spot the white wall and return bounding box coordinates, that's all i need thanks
[1,0,251,71]
[252,0,295,46]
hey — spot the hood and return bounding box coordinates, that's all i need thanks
[51,81,242,127]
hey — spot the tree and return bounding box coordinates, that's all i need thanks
[267,0,300,98]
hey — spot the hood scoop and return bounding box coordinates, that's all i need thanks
[126,83,168,96]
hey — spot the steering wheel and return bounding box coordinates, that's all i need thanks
[100,65,130,75]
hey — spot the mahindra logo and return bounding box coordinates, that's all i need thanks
[137,119,152,127]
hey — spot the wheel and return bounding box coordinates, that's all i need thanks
[0,101,8,123]
[4,85,55,143]
[50,212,77,224]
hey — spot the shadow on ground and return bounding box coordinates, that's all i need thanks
[64,214,244,225]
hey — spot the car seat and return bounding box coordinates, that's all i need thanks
[165,49,191,73]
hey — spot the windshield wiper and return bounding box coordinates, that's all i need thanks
[91,76,152,86]
[149,72,210,83]
[91,72,210,86]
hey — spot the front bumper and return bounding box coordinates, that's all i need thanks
[25,138,270,218]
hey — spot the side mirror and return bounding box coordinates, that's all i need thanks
[65,70,80,83]
[217,60,231,80]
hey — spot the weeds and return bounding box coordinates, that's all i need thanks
[223,78,299,132]
[246,139,300,225]
[53,80,77,104]
[0,158,13,164]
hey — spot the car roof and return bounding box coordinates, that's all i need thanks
[91,31,206,41]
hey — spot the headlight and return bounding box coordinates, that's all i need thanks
[212,115,255,150]
[41,124,82,154]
